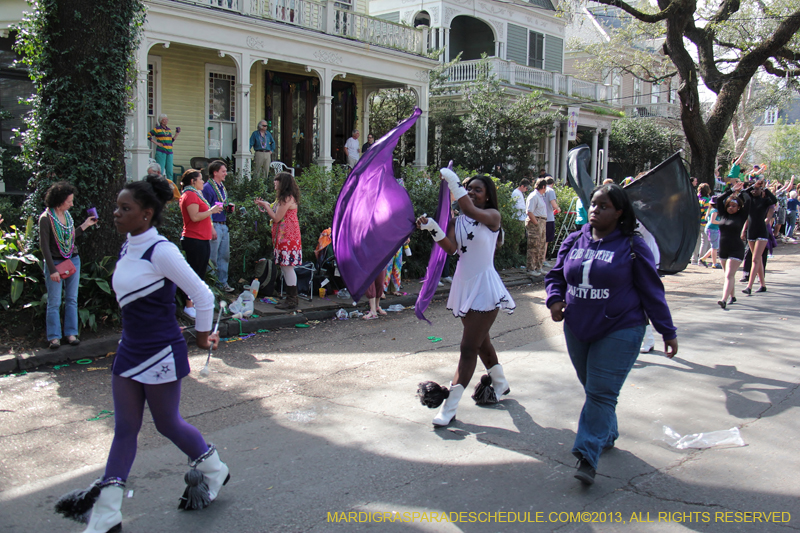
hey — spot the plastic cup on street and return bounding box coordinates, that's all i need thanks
[319,288,326,298]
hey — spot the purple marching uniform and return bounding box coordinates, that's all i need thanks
[112,228,213,382]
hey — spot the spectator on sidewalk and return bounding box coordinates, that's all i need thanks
[526,179,548,278]
[203,161,234,293]
[544,177,560,264]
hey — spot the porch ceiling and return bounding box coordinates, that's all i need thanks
[145,0,438,87]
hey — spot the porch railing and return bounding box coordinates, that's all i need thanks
[166,0,427,55]
[444,57,614,105]
[623,102,680,119]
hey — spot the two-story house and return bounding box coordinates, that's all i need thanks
[371,0,627,183]
[1,0,439,185]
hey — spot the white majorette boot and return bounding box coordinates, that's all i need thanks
[83,482,124,533]
[487,364,510,401]
[179,443,230,510]
[54,477,124,533]
[432,383,464,427]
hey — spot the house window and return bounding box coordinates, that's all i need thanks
[206,66,237,159]
[651,82,660,103]
[528,31,544,69]
[764,107,778,125]
[209,72,236,122]
[633,78,642,105]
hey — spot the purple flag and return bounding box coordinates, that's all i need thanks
[415,181,451,324]
[332,108,421,302]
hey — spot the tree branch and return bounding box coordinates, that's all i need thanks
[710,0,741,23]
[590,0,676,24]
[763,60,800,79]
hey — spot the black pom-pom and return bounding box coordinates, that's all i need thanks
[472,374,498,405]
[417,381,450,408]
[178,468,210,511]
[54,481,101,523]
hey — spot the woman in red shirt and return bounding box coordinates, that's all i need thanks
[179,169,222,317]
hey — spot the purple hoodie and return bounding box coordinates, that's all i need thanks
[545,224,677,343]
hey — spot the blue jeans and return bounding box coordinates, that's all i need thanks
[155,151,175,184]
[786,211,797,237]
[44,255,82,341]
[209,222,230,286]
[564,323,645,469]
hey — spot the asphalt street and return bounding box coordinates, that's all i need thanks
[1,247,799,532]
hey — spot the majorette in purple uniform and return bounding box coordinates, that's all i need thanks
[545,183,678,486]
[55,176,229,533]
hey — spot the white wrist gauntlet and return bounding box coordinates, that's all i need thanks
[420,215,447,242]
[440,168,467,201]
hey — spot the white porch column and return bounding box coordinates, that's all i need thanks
[316,68,334,169]
[548,123,557,175]
[601,128,610,183]
[129,42,152,181]
[444,28,450,62]
[235,52,253,179]
[414,86,429,170]
[559,121,569,184]
[590,127,599,183]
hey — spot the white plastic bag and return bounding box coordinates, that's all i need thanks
[386,304,405,312]
[335,309,349,320]
[657,424,745,449]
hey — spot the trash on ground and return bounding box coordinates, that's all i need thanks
[337,288,351,299]
[261,297,278,304]
[295,323,310,328]
[657,424,745,449]
[336,309,349,320]
[75,359,93,365]
[386,304,405,312]
[349,310,363,318]
[87,409,114,421]
[427,336,443,343]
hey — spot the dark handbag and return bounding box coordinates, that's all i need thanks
[55,258,77,280]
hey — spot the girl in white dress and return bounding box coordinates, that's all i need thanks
[417,170,515,426]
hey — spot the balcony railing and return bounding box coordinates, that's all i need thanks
[166,0,428,55]
[623,102,680,119]
[444,58,614,104]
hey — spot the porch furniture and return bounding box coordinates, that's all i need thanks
[270,161,295,177]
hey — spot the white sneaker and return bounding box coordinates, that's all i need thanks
[542,261,553,268]
[437,281,444,287]
[184,306,197,318]
[528,269,543,277]
[442,276,453,283]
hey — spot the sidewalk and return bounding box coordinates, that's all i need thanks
[1,266,539,374]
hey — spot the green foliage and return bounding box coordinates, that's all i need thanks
[764,119,800,182]
[549,185,579,257]
[609,118,683,176]
[428,55,561,175]
[14,0,146,261]
[77,255,117,332]
[367,90,417,165]
[0,217,41,309]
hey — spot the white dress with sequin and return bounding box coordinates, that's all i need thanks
[446,215,516,317]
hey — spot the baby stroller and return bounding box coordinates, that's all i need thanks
[314,228,345,291]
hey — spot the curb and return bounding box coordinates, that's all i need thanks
[2,276,540,375]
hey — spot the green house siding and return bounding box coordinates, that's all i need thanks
[376,11,400,23]
[507,24,527,66]
[545,35,563,73]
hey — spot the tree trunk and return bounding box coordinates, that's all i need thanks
[25,0,143,262]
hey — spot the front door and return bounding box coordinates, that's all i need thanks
[331,81,356,164]
[266,71,318,169]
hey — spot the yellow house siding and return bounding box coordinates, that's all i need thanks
[148,44,237,169]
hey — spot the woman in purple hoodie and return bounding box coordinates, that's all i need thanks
[545,183,678,486]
